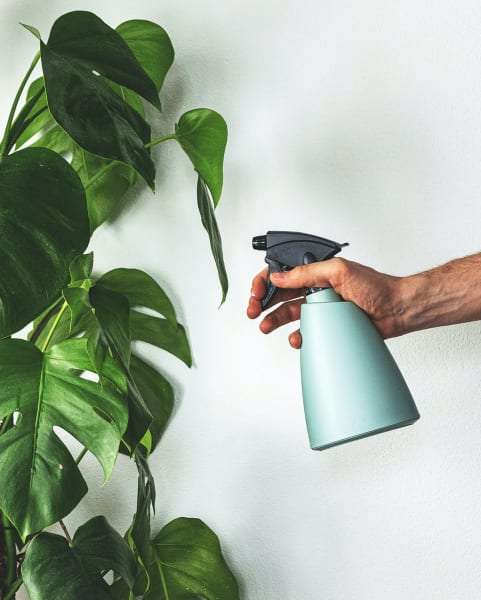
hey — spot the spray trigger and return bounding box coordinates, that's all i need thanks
[252,231,348,309]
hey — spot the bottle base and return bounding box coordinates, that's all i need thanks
[311,417,420,451]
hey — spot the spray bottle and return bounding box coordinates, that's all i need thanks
[253,231,420,451]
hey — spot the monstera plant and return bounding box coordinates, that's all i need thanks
[0,11,238,600]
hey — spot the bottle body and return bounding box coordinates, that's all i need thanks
[300,289,419,451]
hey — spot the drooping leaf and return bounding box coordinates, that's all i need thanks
[197,176,229,305]
[0,147,89,338]
[130,354,174,452]
[116,19,175,93]
[175,109,228,206]
[40,11,160,187]
[97,268,177,326]
[130,311,192,367]
[89,285,153,448]
[89,286,132,370]
[22,516,137,600]
[129,446,155,578]
[147,518,240,600]
[0,338,127,538]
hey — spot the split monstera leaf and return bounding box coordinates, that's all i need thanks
[0,10,238,600]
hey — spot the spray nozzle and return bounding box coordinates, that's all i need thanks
[252,231,348,309]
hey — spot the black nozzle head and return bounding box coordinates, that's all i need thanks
[252,235,267,251]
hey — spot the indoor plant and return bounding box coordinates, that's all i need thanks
[0,10,238,600]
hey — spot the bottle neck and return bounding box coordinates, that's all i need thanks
[306,288,343,303]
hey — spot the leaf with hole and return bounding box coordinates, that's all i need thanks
[0,338,127,538]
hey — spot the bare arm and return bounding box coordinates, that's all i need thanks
[247,254,481,348]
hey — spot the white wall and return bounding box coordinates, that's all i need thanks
[2,1,481,598]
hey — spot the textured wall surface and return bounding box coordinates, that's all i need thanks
[2,1,481,598]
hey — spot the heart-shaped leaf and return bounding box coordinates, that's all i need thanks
[0,147,89,338]
[147,518,240,600]
[22,516,137,600]
[175,109,228,206]
[40,11,160,188]
[0,338,127,538]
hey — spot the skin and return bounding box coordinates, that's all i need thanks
[247,254,481,348]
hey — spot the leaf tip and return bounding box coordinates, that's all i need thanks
[21,23,42,40]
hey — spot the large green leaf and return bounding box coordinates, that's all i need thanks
[175,109,228,207]
[0,147,89,337]
[116,20,174,93]
[0,338,127,538]
[40,11,160,187]
[22,516,137,600]
[197,177,229,305]
[146,518,240,600]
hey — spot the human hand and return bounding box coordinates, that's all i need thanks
[247,258,404,347]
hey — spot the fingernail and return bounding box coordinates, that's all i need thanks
[271,272,286,281]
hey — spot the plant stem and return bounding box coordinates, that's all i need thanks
[29,299,63,347]
[41,301,68,352]
[157,561,170,600]
[0,50,40,159]
[4,86,45,154]
[144,133,176,148]
[3,577,22,600]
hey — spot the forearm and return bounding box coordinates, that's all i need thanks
[395,253,481,335]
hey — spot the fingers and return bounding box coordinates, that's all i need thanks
[247,268,303,319]
[258,297,305,334]
[270,259,346,291]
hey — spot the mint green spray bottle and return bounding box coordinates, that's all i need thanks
[253,231,420,451]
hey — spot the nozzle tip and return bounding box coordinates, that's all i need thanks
[252,235,267,251]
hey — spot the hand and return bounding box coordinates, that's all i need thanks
[247,258,404,348]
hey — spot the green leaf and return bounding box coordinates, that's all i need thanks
[21,23,41,41]
[0,147,89,337]
[88,285,153,449]
[129,447,155,579]
[197,177,229,305]
[75,151,139,232]
[14,78,49,149]
[0,338,127,538]
[116,20,175,93]
[89,286,131,369]
[130,311,192,367]
[97,268,177,326]
[175,109,228,206]
[148,518,240,600]
[63,287,91,332]
[41,11,160,187]
[69,252,94,282]
[22,516,137,600]
[130,355,174,451]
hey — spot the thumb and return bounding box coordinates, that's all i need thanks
[270,261,337,290]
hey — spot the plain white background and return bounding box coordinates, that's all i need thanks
[2,1,481,598]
